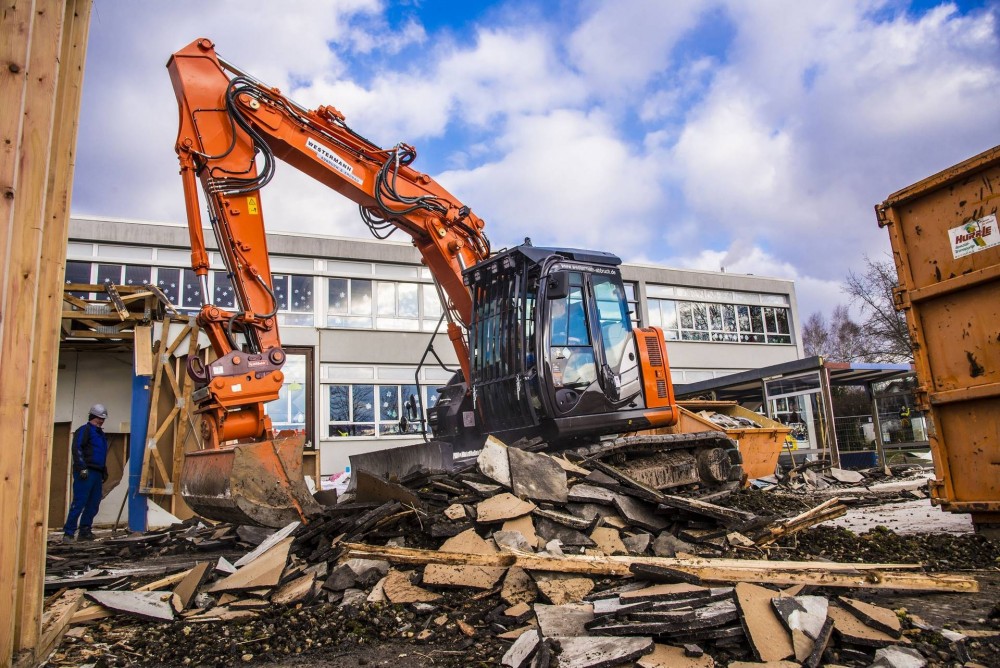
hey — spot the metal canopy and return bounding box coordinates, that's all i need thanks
[675,356,914,404]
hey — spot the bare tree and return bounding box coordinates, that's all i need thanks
[844,256,913,363]
[801,305,864,362]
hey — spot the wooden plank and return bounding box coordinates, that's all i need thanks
[17,588,85,668]
[0,3,36,659]
[134,325,153,375]
[4,0,68,659]
[205,537,293,593]
[172,562,211,611]
[343,543,977,592]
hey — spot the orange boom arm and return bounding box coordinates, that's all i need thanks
[167,38,490,450]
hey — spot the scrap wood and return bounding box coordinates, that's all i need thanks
[343,543,976,592]
[28,588,86,667]
[754,497,847,546]
[135,567,193,592]
[657,494,757,526]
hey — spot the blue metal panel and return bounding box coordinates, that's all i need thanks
[128,373,151,532]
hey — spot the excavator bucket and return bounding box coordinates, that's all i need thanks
[180,432,322,528]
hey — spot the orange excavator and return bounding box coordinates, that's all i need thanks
[168,38,742,527]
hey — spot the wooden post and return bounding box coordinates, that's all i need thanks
[0,3,37,661]
[15,2,90,649]
[0,1,92,664]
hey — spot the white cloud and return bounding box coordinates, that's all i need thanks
[438,110,666,253]
[567,0,708,91]
[665,1,1000,287]
[70,0,1000,324]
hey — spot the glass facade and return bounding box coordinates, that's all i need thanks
[648,296,792,344]
[64,239,799,445]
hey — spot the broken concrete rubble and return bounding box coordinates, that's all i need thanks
[46,443,994,668]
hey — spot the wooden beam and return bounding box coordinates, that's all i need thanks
[3,0,64,660]
[343,543,978,593]
[0,2,37,659]
[18,0,89,654]
[13,589,85,668]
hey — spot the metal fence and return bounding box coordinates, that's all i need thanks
[834,412,929,453]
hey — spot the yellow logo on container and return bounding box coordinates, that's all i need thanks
[247,197,259,215]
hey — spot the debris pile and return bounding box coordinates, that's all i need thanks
[43,438,998,667]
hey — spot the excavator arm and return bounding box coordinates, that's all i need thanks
[167,37,490,526]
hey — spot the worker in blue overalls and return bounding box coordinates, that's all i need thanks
[63,403,110,541]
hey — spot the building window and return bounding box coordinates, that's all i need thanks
[325,381,440,438]
[327,278,373,328]
[265,353,308,434]
[272,274,314,326]
[649,297,793,345]
[65,260,93,298]
[213,270,236,308]
[327,277,444,332]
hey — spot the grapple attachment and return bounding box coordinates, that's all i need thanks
[180,431,322,528]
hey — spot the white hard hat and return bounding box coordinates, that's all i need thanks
[89,404,108,419]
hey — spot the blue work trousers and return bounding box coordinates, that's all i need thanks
[63,470,103,535]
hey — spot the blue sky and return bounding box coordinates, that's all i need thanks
[73,0,1000,319]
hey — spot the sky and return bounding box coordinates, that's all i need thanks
[72,0,1000,319]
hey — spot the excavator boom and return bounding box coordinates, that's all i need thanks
[168,38,737,527]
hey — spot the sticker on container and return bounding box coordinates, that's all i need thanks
[950,214,998,259]
[462,411,476,427]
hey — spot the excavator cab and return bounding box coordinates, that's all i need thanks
[428,245,679,449]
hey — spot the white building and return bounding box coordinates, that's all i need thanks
[59,216,804,475]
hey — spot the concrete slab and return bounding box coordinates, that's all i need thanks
[837,597,902,637]
[86,590,175,621]
[383,570,441,604]
[477,436,512,487]
[172,562,210,611]
[620,583,709,603]
[509,448,569,503]
[534,603,595,638]
[553,635,654,668]
[477,493,537,523]
[424,528,506,589]
[272,573,316,606]
[463,480,504,496]
[505,601,532,620]
[503,515,539,547]
[206,536,292,593]
[734,582,794,663]
[612,494,668,532]
[215,556,236,575]
[828,468,865,484]
[589,527,627,556]
[498,622,539,640]
[494,529,535,553]
[366,576,388,603]
[771,595,829,640]
[536,516,596,547]
[622,533,652,554]
[444,503,467,520]
[567,484,617,505]
[827,605,906,648]
[870,645,927,668]
[502,566,538,606]
[636,643,715,668]
[502,628,540,668]
[536,578,594,605]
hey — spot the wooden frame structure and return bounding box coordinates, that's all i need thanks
[1,2,93,666]
[138,316,204,518]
